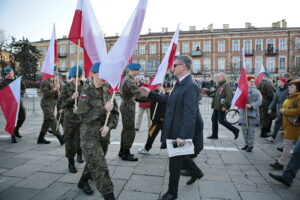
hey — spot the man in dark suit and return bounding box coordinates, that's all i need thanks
[141,56,203,200]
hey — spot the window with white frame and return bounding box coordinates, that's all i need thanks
[279,56,286,70]
[79,47,84,53]
[243,40,252,54]
[218,57,225,71]
[245,58,252,73]
[266,57,276,72]
[295,38,300,50]
[149,43,156,54]
[279,39,287,50]
[295,56,300,68]
[255,56,263,73]
[218,41,225,52]
[204,41,211,52]
[70,59,76,67]
[232,56,240,69]
[204,57,211,72]
[192,41,200,51]
[232,40,240,52]
[255,39,263,51]
[132,45,138,55]
[60,60,66,70]
[139,59,145,71]
[60,46,66,54]
[162,43,169,54]
[192,59,201,73]
[139,44,145,55]
[267,39,276,53]
[182,42,190,53]
[70,45,76,54]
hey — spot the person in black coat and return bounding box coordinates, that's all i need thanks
[141,56,203,200]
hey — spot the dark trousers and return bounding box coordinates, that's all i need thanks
[271,113,282,139]
[144,121,163,151]
[283,138,300,184]
[211,110,239,137]
[168,155,201,196]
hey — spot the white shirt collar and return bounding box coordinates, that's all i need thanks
[179,73,190,82]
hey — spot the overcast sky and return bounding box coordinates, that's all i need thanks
[0,0,299,42]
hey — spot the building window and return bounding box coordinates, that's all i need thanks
[232,40,240,52]
[279,56,286,70]
[70,45,76,54]
[139,59,145,71]
[267,39,276,53]
[132,45,138,55]
[204,41,211,52]
[192,59,201,73]
[192,41,200,51]
[295,56,300,69]
[266,57,276,72]
[255,39,263,51]
[218,57,225,72]
[255,56,263,73]
[79,47,84,53]
[245,58,252,73]
[243,40,252,54]
[60,46,66,54]
[162,43,169,54]
[149,43,156,54]
[295,38,300,50]
[182,42,190,53]
[139,44,145,55]
[232,56,240,69]
[70,59,76,67]
[204,57,211,72]
[279,39,287,50]
[59,60,66,70]
[79,59,83,67]
[218,41,225,52]
[176,43,180,55]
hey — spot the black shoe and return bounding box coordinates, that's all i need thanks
[277,147,283,152]
[56,135,65,145]
[241,145,248,150]
[37,138,50,144]
[11,136,17,143]
[15,130,22,138]
[186,172,204,185]
[269,173,291,187]
[158,192,177,200]
[103,193,115,200]
[180,170,191,177]
[68,159,77,173]
[122,154,138,162]
[234,129,239,140]
[246,147,253,152]
[77,154,84,163]
[270,161,284,170]
[78,176,93,195]
[207,135,218,139]
[260,133,268,138]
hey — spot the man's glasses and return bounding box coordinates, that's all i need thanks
[173,63,183,68]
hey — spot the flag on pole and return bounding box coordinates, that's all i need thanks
[255,65,266,86]
[0,77,21,135]
[68,0,107,78]
[149,25,179,90]
[99,0,148,89]
[231,48,249,109]
[41,24,57,80]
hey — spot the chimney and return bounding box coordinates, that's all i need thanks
[277,21,281,28]
[116,33,119,36]
[103,33,107,37]
[245,22,251,28]
[148,28,152,33]
[208,24,213,31]
[40,38,44,41]
[223,24,229,29]
[282,19,287,28]
[62,35,67,39]
[189,26,196,31]
[165,27,168,32]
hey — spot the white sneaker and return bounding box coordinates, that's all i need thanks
[265,136,274,143]
[138,148,150,155]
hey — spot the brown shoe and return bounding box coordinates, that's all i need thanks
[270,161,283,170]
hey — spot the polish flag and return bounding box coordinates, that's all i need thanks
[41,24,58,80]
[231,48,249,109]
[99,0,148,89]
[149,25,179,90]
[68,0,107,78]
[255,65,265,86]
[0,77,21,135]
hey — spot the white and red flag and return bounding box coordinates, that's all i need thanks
[99,0,148,89]
[41,24,58,80]
[231,48,249,109]
[0,77,21,135]
[68,0,107,78]
[255,65,265,86]
[149,25,179,90]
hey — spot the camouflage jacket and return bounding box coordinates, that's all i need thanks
[207,80,233,110]
[56,80,67,110]
[40,78,59,107]
[257,79,274,107]
[77,82,119,140]
[120,74,145,103]
[59,81,84,124]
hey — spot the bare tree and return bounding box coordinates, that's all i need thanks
[0,29,8,79]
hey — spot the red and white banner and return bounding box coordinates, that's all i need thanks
[41,24,57,80]
[68,0,107,78]
[0,77,21,135]
[150,25,179,90]
[231,48,249,110]
[99,0,148,89]
[255,65,265,86]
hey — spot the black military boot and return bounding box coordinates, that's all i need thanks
[121,149,138,162]
[260,129,268,138]
[56,134,65,145]
[14,127,22,138]
[68,158,77,173]
[103,193,115,200]
[78,175,93,195]
[37,132,50,144]
[11,135,17,143]
[77,151,84,163]
[118,145,124,158]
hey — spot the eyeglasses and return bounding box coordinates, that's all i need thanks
[173,63,184,68]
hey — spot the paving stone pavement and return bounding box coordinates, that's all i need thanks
[0,96,299,200]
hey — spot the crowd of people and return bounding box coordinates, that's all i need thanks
[1,55,300,200]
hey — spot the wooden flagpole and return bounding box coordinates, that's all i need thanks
[74,39,81,107]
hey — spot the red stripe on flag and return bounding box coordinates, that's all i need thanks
[42,73,54,81]
[234,67,249,109]
[167,43,177,70]
[54,40,58,63]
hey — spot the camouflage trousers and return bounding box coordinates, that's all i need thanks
[81,134,113,195]
[40,104,61,137]
[259,107,273,133]
[64,121,81,159]
[120,102,136,150]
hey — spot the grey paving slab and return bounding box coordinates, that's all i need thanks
[134,161,166,177]
[2,163,44,178]
[0,186,40,200]
[118,190,159,200]
[0,157,30,169]
[270,184,300,200]
[58,168,83,184]
[31,182,73,200]
[221,153,251,165]
[14,149,45,159]
[239,192,281,200]
[39,161,70,174]
[56,189,80,200]
[124,175,163,194]
[233,183,274,193]
[0,176,22,192]
[26,154,62,166]
[4,144,33,153]
[112,166,135,180]
[112,179,128,199]
[0,168,8,174]
[15,172,63,189]
[201,168,231,181]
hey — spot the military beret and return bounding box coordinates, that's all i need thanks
[54,66,57,71]
[278,77,287,84]
[91,62,100,73]
[4,67,13,73]
[247,75,255,81]
[264,71,271,77]
[128,63,141,71]
[69,66,83,78]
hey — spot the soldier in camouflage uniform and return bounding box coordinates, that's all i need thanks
[59,66,84,173]
[76,62,119,200]
[37,66,64,145]
[0,67,26,143]
[56,72,66,129]
[257,72,274,138]
[119,63,146,161]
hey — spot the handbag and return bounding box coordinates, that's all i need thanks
[288,95,300,126]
